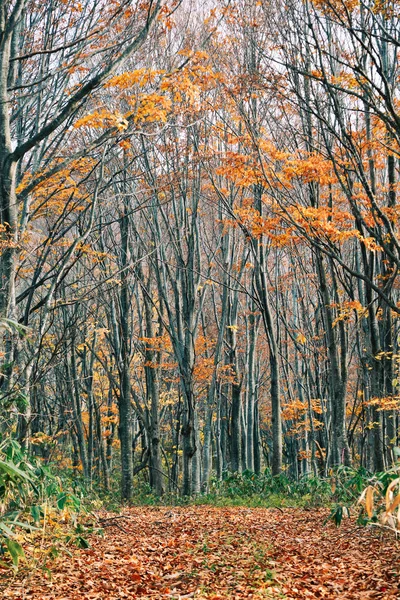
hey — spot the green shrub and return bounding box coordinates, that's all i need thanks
[0,437,90,570]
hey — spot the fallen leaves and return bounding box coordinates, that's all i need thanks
[0,506,398,599]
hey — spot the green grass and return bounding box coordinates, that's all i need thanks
[89,466,377,511]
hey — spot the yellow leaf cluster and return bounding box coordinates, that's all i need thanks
[74,109,128,131]
[134,93,172,123]
[106,69,164,89]
[332,300,366,327]
[282,154,336,186]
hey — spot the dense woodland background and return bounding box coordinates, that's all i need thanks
[1,0,400,500]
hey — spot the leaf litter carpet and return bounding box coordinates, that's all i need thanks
[2,506,399,599]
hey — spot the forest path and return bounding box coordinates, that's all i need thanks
[2,506,399,599]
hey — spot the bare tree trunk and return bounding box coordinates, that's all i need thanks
[202,406,213,493]
[118,202,133,501]
[191,409,201,494]
[315,252,350,467]
[69,335,89,478]
[246,308,259,471]
[143,289,164,496]
[254,250,282,475]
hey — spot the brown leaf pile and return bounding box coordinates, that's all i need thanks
[1,506,398,599]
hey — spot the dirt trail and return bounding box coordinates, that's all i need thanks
[2,506,399,599]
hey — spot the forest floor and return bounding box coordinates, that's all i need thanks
[1,506,399,599]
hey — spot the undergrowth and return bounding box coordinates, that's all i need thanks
[109,466,381,510]
[0,438,98,572]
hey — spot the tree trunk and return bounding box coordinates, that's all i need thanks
[118,203,133,501]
